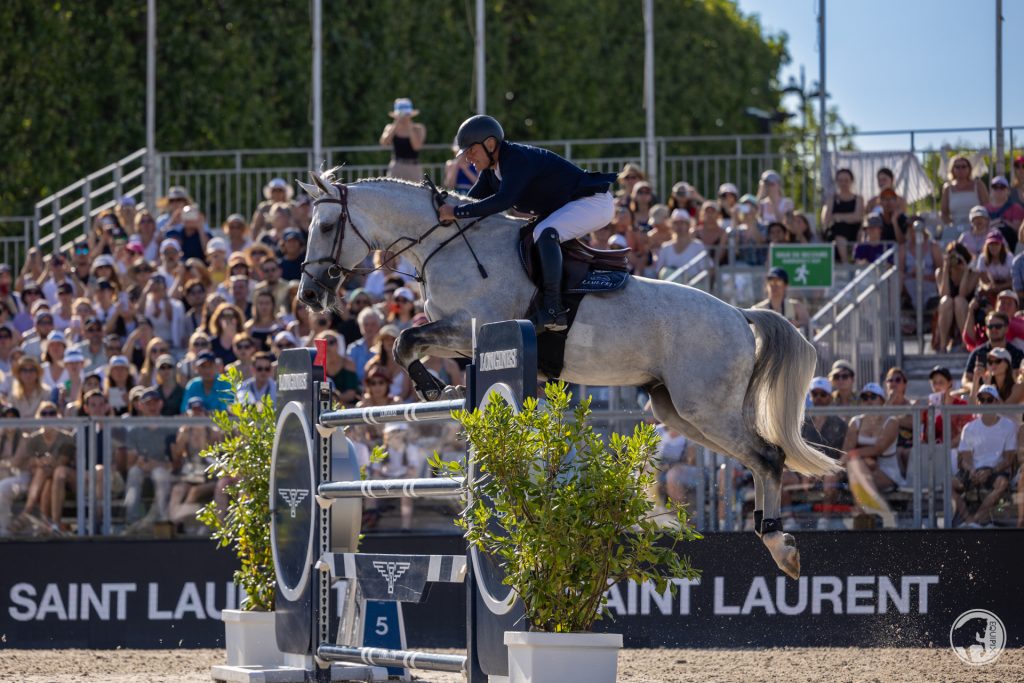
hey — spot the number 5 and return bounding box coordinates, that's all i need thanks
[375,616,389,636]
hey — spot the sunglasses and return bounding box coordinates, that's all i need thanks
[0,334,11,340]
[19,367,38,373]
[325,338,337,346]
[860,393,882,401]
[193,340,210,347]
[152,347,168,355]
[278,342,294,349]
[623,175,640,181]
[86,326,102,333]
[636,189,652,195]
[39,410,58,417]
[367,379,389,386]
[235,342,253,350]
[987,356,1007,364]
[986,323,1006,330]
[832,372,853,380]
[395,298,411,304]
[810,390,830,398]
[188,288,205,296]
[158,364,174,370]
[953,164,969,170]
[254,365,272,372]
[978,396,996,404]
[885,376,905,384]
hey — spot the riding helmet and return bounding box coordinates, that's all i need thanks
[455,115,504,155]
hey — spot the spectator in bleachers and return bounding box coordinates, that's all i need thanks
[842,382,904,492]
[254,258,291,315]
[968,346,1024,404]
[985,175,1024,239]
[244,290,282,352]
[180,351,231,413]
[223,213,252,257]
[953,384,1015,527]
[628,181,656,230]
[86,213,126,258]
[667,181,704,217]
[803,376,847,459]
[730,195,766,265]
[962,311,1024,392]
[973,231,1013,306]
[317,330,359,406]
[104,356,135,415]
[179,279,206,342]
[693,201,728,265]
[899,217,942,314]
[141,274,184,351]
[0,407,26,535]
[17,248,44,292]
[336,289,371,345]
[753,267,809,329]
[207,303,244,365]
[884,366,916,472]
[251,178,293,234]
[166,206,211,262]
[152,354,183,416]
[377,423,425,531]
[306,310,334,346]
[877,189,908,246]
[386,286,417,331]
[766,221,793,246]
[278,229,305,281]
[180,259,213,298]
[21,310,54,360]
[828,359,859,407]
[77,317,106,371]
[865,167,908,216]
[123,387,176,528]
[852,215,889,265]
[40,331,68,392]
[237,351,276,405]
[271,330,298,356]
[157,239,184,290]
[12,281,41,333]
[226,332,257,380]
[717,183,739,228]
[654,209,711,280]
[205,238,229,285]
[0,324,15,376]
[757,169,793,230]
[942,157,988,236]
[258,203,295,251]
[963,289,1024,353]
[10,356,46,419]
[41,253,76,305]
[935,242,975,352]
[380,98,425,182]
[615,164,646,205]
[349,308,382,383]
[52,283,75,331]
[11,402,72,534]
[137,338,170,386]
[788,212,814,244]
[227,275,251,318]
[821,168,864,260]
[367,324,411,401]
[156,186,193,233]
[121,317,156,369]
[132,211,160,263]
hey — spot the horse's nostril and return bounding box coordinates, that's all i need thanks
[302,289,318,303]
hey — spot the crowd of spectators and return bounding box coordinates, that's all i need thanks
[6,138,1024,536]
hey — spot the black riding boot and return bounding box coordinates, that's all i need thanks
[535,228,568,332]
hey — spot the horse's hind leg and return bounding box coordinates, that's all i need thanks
[648,386,801,579]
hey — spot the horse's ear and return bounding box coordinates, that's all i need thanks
[310,171,332,195]
[297,179,319,198]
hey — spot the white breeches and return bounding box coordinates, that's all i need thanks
[533,192,616,241]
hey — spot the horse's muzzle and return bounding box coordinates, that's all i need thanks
[297,273,335,312]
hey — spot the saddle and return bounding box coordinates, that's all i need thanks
[517,222,631,379]
[517,223,630,294]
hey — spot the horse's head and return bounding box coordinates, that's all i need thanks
[296,170,371,312]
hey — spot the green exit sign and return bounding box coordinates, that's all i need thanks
[769,244,834,289]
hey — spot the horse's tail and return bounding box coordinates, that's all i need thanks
[741,308,842,476]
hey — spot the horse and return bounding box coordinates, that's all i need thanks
[295,169,841,579]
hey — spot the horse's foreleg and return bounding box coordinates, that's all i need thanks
[394,319,471,401]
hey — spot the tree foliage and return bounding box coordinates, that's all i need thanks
[1,0,785,216]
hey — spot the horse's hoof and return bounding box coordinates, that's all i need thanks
[441,385,466,400]
[763,531,801,580]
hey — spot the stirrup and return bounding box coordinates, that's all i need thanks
[534,306,568,333]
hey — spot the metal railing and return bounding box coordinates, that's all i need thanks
[810,245,902,380]
[0,217,34,272]
[34,148,148,254]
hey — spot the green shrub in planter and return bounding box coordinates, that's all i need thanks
[197,367,276,611]
[441,382,701,633]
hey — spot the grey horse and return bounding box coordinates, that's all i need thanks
[296,170,841,579]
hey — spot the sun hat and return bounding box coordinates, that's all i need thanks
[969,205,989,220]
[262,178,295,201]
[718,182,739,197]
[860,382,886,400]
[810,377,832,394]
[389,98,419,118]
[978,384,1001,401]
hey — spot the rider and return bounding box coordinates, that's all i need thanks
[437,115,617,332]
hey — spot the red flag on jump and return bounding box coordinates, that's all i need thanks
[313,338,327,382]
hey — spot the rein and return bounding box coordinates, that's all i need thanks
[301,180,488,293]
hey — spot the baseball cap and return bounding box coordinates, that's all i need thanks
[91,254,116,269]
[156,354,176,369]
[118,196,137,207]
[46,330,66,345]
[978,384,1001,401]
[670,208,691,221]
[393,286,415,302]
[928,365,952,381]
[860,382,886,400]
[985,230,1005,245]
[767,267,789,284]
[206,237,228,255]
[760,169,782,185]
[671,181,691,195]
[64,349,85,364]
[283,228,305,243]
[141,386,162,401]
[739,193,758,206]
[988,347,1012,362]
[108,355,130,368]
[160,238,182,254]
[34,310,54,323]
[187,396,205,409]
[810,377,832,394]
[57,282,73,294]
[830,359,855,376]
[166,186,189,200]
[969,205,989,220]
[195,351,217,365]
[991,175,1009,188]
[273,331,298,347]
[225,213,247,226]
[997,289,1019,304]
[718,182,739,197]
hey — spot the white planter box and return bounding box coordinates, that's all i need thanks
[504,631,622,683]
[222,609,282,668]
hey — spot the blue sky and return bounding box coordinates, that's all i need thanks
[735,0,1024,152]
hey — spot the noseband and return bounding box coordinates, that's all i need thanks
[300,183,373,295]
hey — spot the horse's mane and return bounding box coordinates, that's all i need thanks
[318,166,474,201]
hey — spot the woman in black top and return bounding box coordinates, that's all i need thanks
[820,168,865,263]
[380,98,426,182]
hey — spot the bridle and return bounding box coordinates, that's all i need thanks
[300,179,488,296]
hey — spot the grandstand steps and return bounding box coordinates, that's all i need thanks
[900,352,970,398]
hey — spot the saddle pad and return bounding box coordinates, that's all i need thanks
[565,269,629,294]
